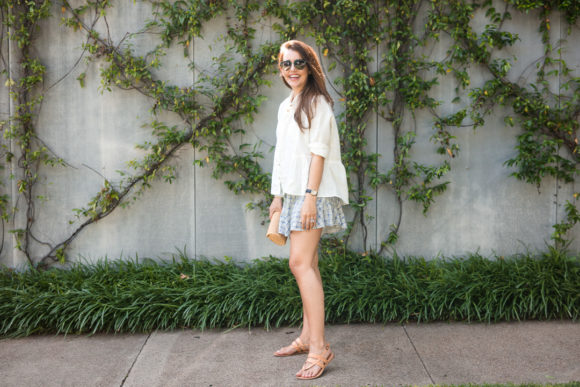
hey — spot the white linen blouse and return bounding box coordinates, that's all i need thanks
[271,94,349,205]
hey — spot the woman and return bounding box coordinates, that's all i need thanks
[269,40,349,380]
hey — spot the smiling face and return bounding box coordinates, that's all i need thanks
[279,48,310,95]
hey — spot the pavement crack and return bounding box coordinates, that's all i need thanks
[403,324,435,385]
[120,332,152,387]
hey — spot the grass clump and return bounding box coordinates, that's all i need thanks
[426,383,580,387]
[436,383,580,387]
[0,243,578,337]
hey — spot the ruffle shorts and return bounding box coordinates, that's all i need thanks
[278,194,347,237]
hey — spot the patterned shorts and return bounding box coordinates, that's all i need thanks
[278,194,347,237]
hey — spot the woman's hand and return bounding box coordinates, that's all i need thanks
[269,196,283,219]
[300,195,317,230]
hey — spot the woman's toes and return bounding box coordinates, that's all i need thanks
[275,348,286,356]
[308,365,321,377]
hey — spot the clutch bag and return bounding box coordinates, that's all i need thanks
[266,211,287,246]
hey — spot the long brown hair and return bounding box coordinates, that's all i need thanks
[278,40,333,131]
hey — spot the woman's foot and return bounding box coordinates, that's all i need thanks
[296,343,334,380]
[273,337,309,357]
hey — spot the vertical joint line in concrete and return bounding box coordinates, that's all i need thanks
[403,324,435,385]
[554,11,564,226]
[192,37,197,258]
[120,331,152,387]
[193,151,197,258]
[375,43,379,249]
[558,12,562,112]
[4,18,11,263]
[6,11,17,267]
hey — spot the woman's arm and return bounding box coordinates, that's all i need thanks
[269,196,283,219]
[307,154,324,194]
[301,154,324,230]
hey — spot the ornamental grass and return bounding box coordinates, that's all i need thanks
[0,244,578,337]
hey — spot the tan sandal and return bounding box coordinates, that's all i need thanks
[296,343,334,380]
[273,337,309,357]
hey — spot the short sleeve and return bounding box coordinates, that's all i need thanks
[308,98,333,158]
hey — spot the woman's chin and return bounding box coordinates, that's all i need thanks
[289,82,305,92]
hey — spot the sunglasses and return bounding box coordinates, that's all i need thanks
[279,59,308,71]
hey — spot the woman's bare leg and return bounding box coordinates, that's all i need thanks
[288,229,326,378]
[274,250,319,356]
[298,250,319,342]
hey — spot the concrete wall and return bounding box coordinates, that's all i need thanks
[0,18,11,264]
[1,2,578,267]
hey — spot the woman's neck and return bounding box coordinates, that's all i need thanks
[291,87,304,102]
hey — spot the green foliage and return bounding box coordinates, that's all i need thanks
[0,0,63,264]
[552,197,580,249]
[0,245,578,337]
[1,0,579,265]
[73,180,120,221]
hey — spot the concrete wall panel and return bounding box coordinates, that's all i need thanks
[396,107,556,257]
[191,15,290,260]
[68,146,196,262]
[0,20,14,266]
[27,2,195,263]
[193,147,287,260]
[558,17,580,252]
[375,114,400,254]
[342,109,380,253]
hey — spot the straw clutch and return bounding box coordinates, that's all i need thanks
[266,211,287,246]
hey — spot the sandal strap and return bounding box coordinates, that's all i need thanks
[302,357,327,371]
[291,338,308,352]
[302,346,332,371]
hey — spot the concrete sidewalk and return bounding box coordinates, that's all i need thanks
[0,321,578,386]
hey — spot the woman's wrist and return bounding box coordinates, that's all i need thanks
[305,188,318,196]
[304,193,317,201]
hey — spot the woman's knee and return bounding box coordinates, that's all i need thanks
[312,251,319,269]
[289,255,313,277]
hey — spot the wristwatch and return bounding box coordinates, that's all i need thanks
[305,188,318,196]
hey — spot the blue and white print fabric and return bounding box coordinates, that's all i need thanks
[278,194,347,237]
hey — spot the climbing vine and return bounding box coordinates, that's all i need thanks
[0,0,579,267]
[0,0,62,265]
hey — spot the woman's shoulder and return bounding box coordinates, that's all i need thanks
[314,93,332,105]
[312,94,332,109]
[313,94,334,115]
